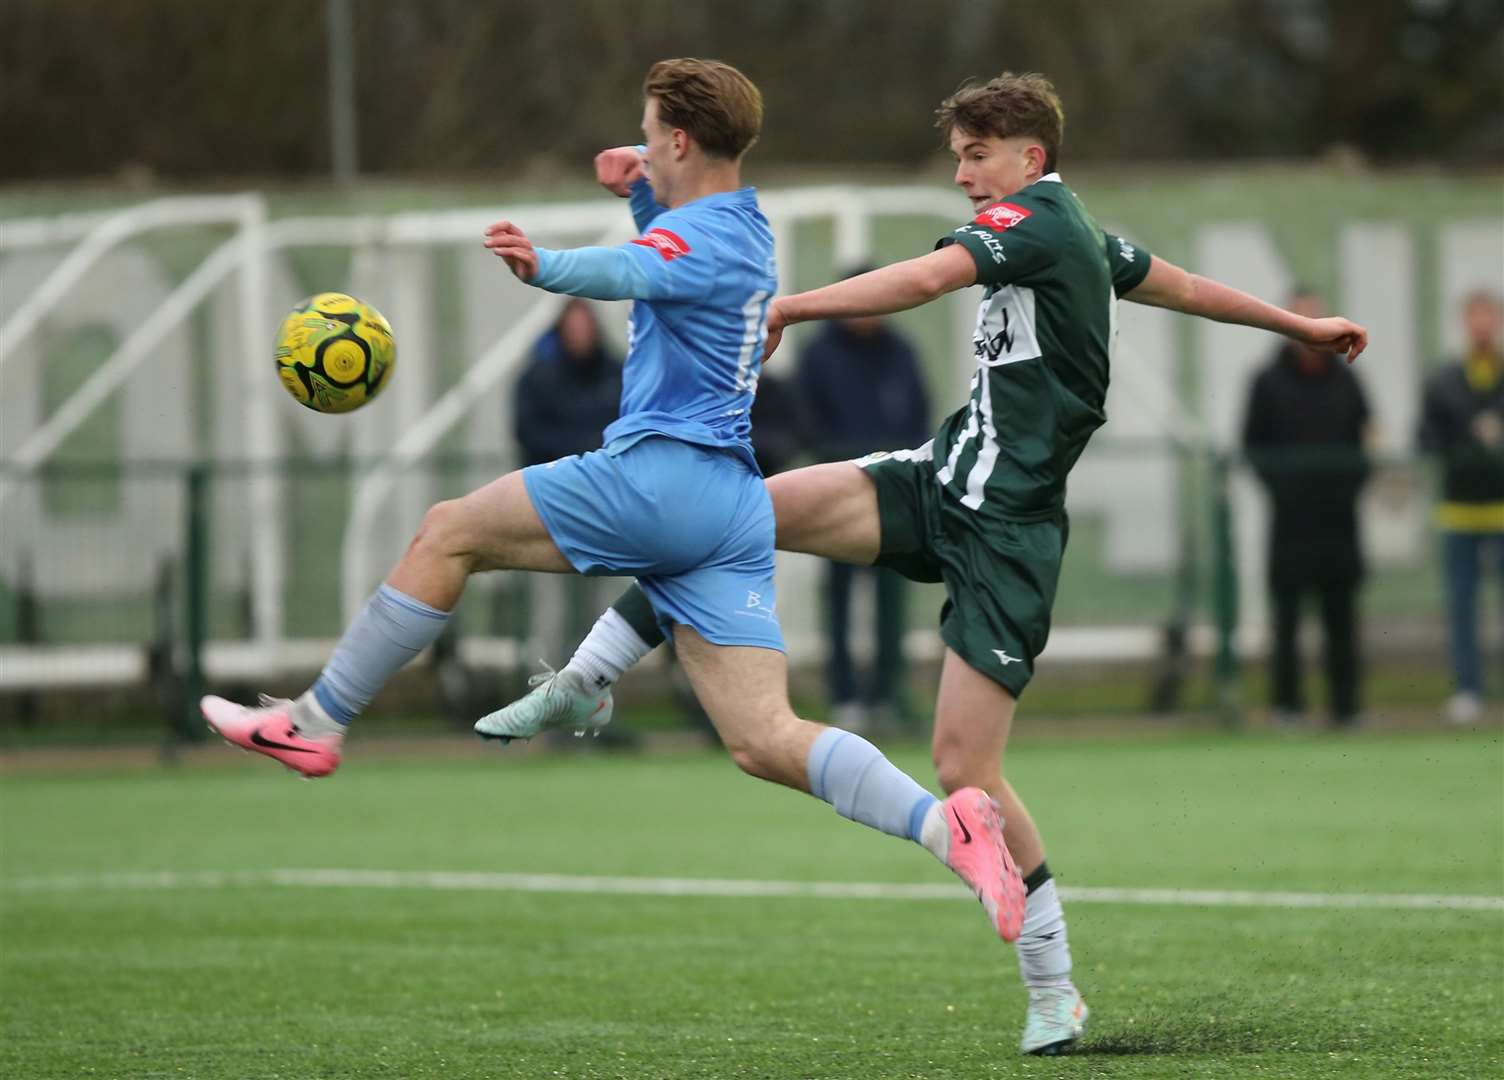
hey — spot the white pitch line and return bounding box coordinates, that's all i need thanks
[2,869,1502,912]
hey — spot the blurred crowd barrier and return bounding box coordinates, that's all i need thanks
[0,446,1473,731]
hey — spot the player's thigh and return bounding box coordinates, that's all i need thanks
[767,462,881,564]
[442,469,574,573]
[672,626,817,786]
[672,626,791,731]
[931,646,1018,792]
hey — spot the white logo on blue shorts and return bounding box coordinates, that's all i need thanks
[736,590,779,623]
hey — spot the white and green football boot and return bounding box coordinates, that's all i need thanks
[1020,986,1088,1056]
[474,665,613,744]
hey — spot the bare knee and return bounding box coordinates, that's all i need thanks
[932,739,1002,795]
[409,499,474,565]
[721,713,805,786]
[727,741,776,782]
[723,725,782,782]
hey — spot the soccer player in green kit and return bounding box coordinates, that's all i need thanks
[480,72,1368,1055]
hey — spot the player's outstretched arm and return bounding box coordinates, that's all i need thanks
[483,219,705,304]
[765,245,977,359]
[1125,255,1367,362]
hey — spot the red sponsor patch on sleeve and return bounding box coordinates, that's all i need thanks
[972,202,1032,232]
[630,228,692,261]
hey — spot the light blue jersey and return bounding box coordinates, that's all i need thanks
[521,176,784,650]
[530,180,777,470]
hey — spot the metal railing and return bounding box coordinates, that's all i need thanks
[0,448,1462,737]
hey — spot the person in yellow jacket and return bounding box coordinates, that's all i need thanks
[1419,289,1504,724]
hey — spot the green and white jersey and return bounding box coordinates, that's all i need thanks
[928,174,1151,523]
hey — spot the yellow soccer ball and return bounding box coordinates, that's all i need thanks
[274,292,396,413]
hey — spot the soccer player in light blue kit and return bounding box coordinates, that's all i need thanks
[201,58,1027,944]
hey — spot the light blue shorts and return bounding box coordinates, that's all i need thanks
[522,436,783,651]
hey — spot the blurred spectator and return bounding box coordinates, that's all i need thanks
[797,290,930,731]
[1242,288,1371,728]
[513,299,623,673]
[514,298,622,466]
[1418,289,1504,726]
[748,370,807,478]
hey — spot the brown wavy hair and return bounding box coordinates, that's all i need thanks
[643,58,762,161]
[935,72,1065,173]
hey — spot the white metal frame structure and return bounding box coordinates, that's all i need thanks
[1,187,1021,690]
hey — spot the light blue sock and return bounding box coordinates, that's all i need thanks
[306,583,449,725]
[806,727,939,844]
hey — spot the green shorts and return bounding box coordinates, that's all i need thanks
[857,450,1068,699]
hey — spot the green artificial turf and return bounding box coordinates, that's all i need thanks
[3,728,1501,1078]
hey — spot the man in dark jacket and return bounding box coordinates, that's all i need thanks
[748,370,807,479]
[514,299,622,466]
[1419,289,1504,725]
[797,298,930,731]
[1243,288,1372,727]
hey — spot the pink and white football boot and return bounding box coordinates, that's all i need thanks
[941,786,1026,942]
[201,695,343,779]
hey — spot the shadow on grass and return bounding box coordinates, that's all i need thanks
[1078,1006,1354,1057]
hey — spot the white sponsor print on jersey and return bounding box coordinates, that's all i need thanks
[958,225,1007,265]
[992,649,1022,666]
[972,285,1043,368]
[1117,237,1137,263]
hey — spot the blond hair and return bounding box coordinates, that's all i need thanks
[643,58,762,161]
